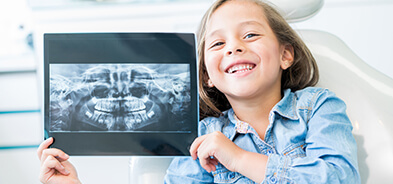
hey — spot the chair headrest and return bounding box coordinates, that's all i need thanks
[268,0,324,22]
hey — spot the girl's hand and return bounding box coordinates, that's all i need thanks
[189,131,245,173]
[37,137,81,184]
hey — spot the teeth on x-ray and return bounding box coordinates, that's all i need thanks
[49,64,191,132]
[85,111,93,118]
[93,97,147,113]
[147,111,155,118]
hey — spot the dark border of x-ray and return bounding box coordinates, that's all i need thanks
[43,33,198,156]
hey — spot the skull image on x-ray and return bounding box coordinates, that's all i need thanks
[49,64,191,132]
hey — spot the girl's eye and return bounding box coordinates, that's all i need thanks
[244,33,259,39]
[210,42,224,49]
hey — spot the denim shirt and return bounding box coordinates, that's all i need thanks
[164,87,360,184]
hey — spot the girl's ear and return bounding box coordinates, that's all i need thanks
[207,79,214,87]
[280,44,294,70]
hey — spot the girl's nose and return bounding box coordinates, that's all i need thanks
[226,48,243,56]
[225,41,245,56]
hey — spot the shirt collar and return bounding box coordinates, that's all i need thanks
[271,88,299,120]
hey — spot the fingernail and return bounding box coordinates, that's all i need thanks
[64,169,70,174]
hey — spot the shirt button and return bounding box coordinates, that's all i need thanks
[270,176,277,183]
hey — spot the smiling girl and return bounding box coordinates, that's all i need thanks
[164,0,360,183]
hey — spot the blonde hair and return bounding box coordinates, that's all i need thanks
[197,0,319,119]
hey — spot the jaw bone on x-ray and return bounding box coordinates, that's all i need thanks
[50,64,191,132]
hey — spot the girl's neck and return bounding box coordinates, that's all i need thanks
[227,88,282,136]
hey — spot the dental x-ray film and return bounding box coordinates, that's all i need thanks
[44,33,198,156]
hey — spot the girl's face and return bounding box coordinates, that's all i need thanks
[204,0,293,101]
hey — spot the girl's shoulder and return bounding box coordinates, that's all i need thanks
[293,87,339,103]
[291,87,346,114]
[198,110,233,136]
[293,86,330,97]
[294,87,336,98]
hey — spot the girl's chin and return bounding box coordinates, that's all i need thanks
[225,89,262,100]
[224,85,280,101]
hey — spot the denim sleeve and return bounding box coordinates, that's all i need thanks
[164,157,214,184]
[263,89,360,184]
[164,119,214,183]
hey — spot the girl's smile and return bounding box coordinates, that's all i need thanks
[225,61,256,74]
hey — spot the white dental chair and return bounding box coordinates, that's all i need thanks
[129,0,393,183]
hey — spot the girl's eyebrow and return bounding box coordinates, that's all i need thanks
[205,29,223,41]
[205,20,267,40]
[239,20,267,30]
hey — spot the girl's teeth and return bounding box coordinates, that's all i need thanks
[228,64,254,74]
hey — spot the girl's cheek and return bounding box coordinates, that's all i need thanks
[205,51,220,64]
[204,54,214,67]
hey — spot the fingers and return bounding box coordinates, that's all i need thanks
[39,155,70,182]
[40,148,69,165]
[190,134,219,173]
[189,135,207,160]
[37,137,54,159]
[199,156,218,173]
[41,155,70,177]
[38,137,69,164]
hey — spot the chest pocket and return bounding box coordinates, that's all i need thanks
[282,142,306,158]
[212,164,243,183]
